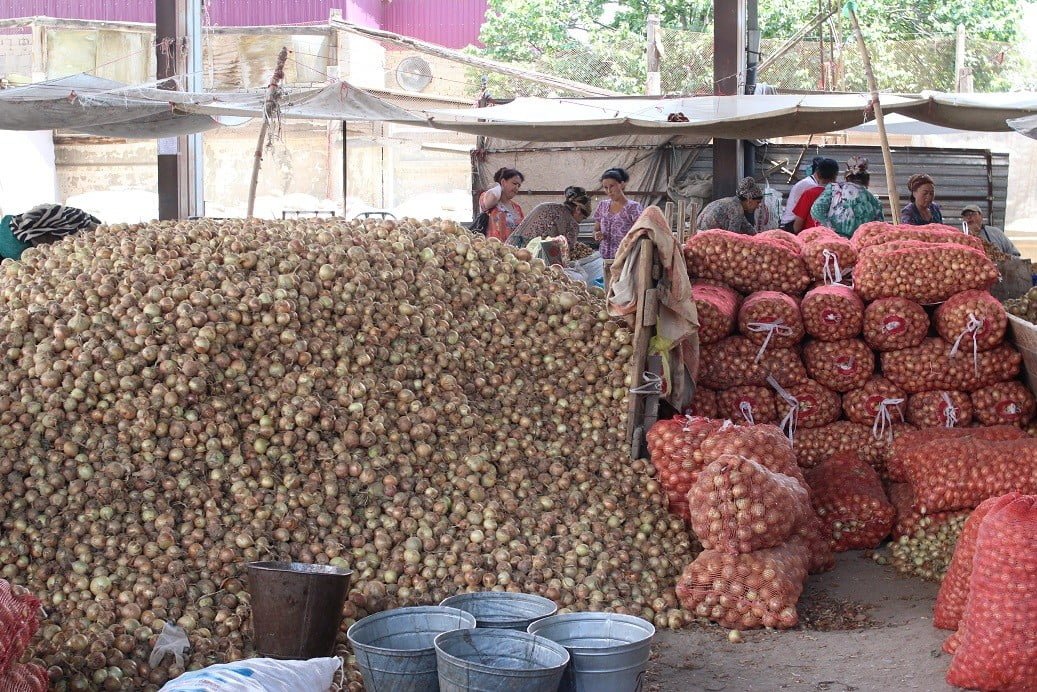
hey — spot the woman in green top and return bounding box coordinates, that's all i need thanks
[810,156,884,239]
[0,204,101,260]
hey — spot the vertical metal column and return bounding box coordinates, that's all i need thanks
[744,0,760,180]
[712,0,747,198]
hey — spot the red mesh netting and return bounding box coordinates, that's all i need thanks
[688,454,811,554]
[791,511,836,574]
[0,579,40,676]
[780,379,842,430]
[800,227,857,285]
[853,241,999,304]
[675,538,810,630]
[737,291,804,352]
[692,281,741,345]
[684,230,812,295]
[887,483,969,540]
[970,381,1036,427]
[934,290,1007,353]
[756,229,804,254]
[905,390,973,429]
[853,223,986,252]
[793,421,903,474]
[805,451,894,551]
[801,285,864,341]
[933,492,1021,632]
[646,416,725,521]
[803,338,875,392]
[842,376,907,426]
[0,662,49,692]
[886,425,1028,483]
[699,336,808,390]
[698,422,804,485]
[716,386,778,425]
[881,338,1021,393]
[862,297,929,352]
[685,386,719,419]
[947,495,1037,691]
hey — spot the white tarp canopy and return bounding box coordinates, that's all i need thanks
[845,112,967,136]
[1008,113,1037,139]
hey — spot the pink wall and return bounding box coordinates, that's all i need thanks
[384,0,487,48]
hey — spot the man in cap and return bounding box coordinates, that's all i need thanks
[961,204,1020,257]
[696,176,764,235]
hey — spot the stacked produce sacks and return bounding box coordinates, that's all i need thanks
[0,579,47,691]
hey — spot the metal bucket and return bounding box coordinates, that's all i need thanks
[246,561,352,660]
[439,592,558,631]
[434,628,569,692]
[347,606,476,691]
[527,612,655,692]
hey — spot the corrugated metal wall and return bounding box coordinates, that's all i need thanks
[384,0,486,48]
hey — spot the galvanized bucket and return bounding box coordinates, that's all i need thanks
[527,612,656,692]
[434,628,569,692]
[346,606,476,692]
[439,592,558,631]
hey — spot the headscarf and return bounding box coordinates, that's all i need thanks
[563,186,592,217]
[10,204,101,243]
[907,173,935,193]
[846,156,869,177]
[735,177,763,200]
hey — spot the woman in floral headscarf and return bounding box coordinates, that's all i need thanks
[810,156,884,239]
[695,176,765,235]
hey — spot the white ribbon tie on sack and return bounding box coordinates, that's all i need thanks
[821,248,844,285]
[871,397,905,442]
[746,321,793,363]
[767,375,799,446]
[738,401,756,425]
[949,312,983,377]
[630,371,663,395]
[941,392,959,428]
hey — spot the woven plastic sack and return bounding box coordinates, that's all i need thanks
[688,454,811,553]
[862,297,929,352]
[775,378,842,430]
[854,224,985,252]
[947,495,1037,691]
[685,386,719,419]
[716,386,778,425]
[854,240,998,304]
[905,390,973,428]
[675,537,810,630]
[805,451,895,551]
[697,422,804,485]
[841,376,907,426]
[801,228,857,285]
[900,437,1037,513]
[647,416,725,519]
[886,425,1028,483]
[692,282,740,345]
[881,338,1021,393]
[933,492,1022,632]
[684,230,812,295]
[800,285,864,341]
[0,662,49,692]
[802,338,875,393]
[888,483,970,540]
[934,290,1007,354]
[0,579,40,676]
[699,336,808,390]
[971,381,1036,427]
[737,291,804,356]
[791,511,836,574]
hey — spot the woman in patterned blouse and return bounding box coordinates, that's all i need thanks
[810,156,885,239]
[593,168,643,259]
[506,186,592,251]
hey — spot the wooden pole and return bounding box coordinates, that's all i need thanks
[646,14,661,95]
[246,46,289,219]
[847,6,900,224]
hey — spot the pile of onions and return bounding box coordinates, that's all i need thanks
[0,218,698,689]
[905,390,973,428]
[862,297,929,352]
[970,381,1036,426]
[886,512,968,582]
[800,285,864,341]
[881,338,1021,393]
[804,452,894,551]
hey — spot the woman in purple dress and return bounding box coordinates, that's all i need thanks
[593,168,643,259]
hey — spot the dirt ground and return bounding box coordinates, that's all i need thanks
[646,551,957,692]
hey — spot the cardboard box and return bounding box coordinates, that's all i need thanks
[1008,313,1037,396]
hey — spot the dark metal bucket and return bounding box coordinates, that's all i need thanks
[246,561,353,659]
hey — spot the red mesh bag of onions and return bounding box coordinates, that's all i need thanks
[794,421,899,471]
[805,451,895,551]
[685,386,719,419]
[699,336,808,390]
[933,492,1022,631]
[855,224,985,253]
[791,511,836,574]
[842,376,907,426]
[698,422,804,484]
[886,425,1028,483]
[851,221,895,248]
[881,338,1021,393]
[934,290,1007,354]
[853,241,999,304]
[970,381,1036,427]
[803,338,875,392]
[801,285,864,341]
[905,390,973,428]
[0,579,40,675]
[675,537,811,630]
[687,454,811,554]
[900,437,1037,513]
[647,416,725,517]
[862,297,929,352]
[774,378,842,430]
[800,228,857,285]
[0,663,49,692]
[693,282,741,345]
[684,230,812,295]
[737,291,804,358]
[887,483,970,540]
[756,229,804,254]
[716,386,778,425]
[946,495,1037,691]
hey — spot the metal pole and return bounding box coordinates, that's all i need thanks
[713,0,746,198]
[186,0,204,218]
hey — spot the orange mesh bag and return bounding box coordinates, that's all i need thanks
[803,338,875,392]
[805,451,895,551]
[794,421,897,471]
[801,285,864,341]
[855,224,985,252]
[684,230,812,295]
[971,381,1036,427]
[697,422,804,485]
[0,579,40,675]
[685,386,719,419]
[675,537,810,630]
[775,379,842,430]
[886,425,1028,483]
[688,454,811,554]
[946,495,1037,691]
[853,241,999,304]
[933,492,1022,631]
[888,483,970,540]
[0,663,49,692]
[699,336,808,389]
[851,220,896,248]
[934,290,1007,354]
[716,386,778,425]
[791,511,836,574]
[801,227,857,285]
[905,390,973,428]
[900,437,1037,513]
[693,282,741,345]
[881,338,1021,393]
[862,297,929,352]
[756,229,803,254]
[842,376,907,426]
[647,416,725,520]
[737,291,804,358]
